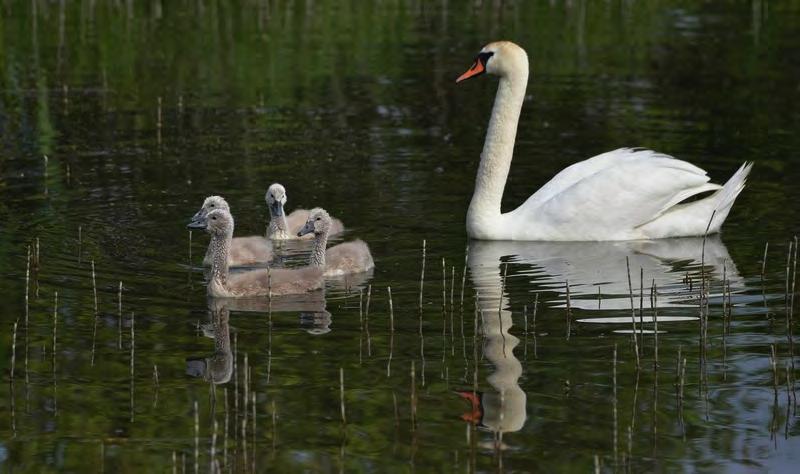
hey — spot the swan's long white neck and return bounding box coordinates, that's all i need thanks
[467,55,529,239]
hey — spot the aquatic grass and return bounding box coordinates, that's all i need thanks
[388,286,394,332]
[410,360,417,431]
[118,282,123,350]
[210,418,218,474]
[251,391,256,472]
[130,312,135,422]
[419,240,426,312]
[612,344,618,469]
[460,248,468,309]
[652,280,659,371]
[153,364,160,408]
[700,211,716,358]
[224,388,229,469]
[639,268,644,342]
[25,246,30,326]
[388,288,395,377]
[340,367,346,425]
[625,257,641,371]
[194,400,199,474]
[770,344,779,399]
[441,258,447,316]
[10,320,18,382]
[565,279,572,340]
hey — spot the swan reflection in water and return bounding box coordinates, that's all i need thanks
[459,237,740,441]
[470,236,741,311]
[186,299,234,384]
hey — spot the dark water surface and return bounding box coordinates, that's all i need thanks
[2,1,800,472]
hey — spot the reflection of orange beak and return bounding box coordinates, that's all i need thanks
[456,61,485,83]
[457,391,483,424]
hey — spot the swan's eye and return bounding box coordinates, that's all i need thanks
[209,203,215,208]
[315,217,321,221]
[212,216,217,220]
[269,194,273,198]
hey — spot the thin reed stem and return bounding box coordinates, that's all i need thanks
[388,287,394,332]
[625,257,641,371]
[340,368,346,424]
[419,240,426,312]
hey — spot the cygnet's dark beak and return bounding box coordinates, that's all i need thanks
[187,217,207,230]
[271,201,284,217]
[297,222,314,237]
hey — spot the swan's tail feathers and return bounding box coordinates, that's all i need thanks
[708,162,752,233]
[637,162,752,238]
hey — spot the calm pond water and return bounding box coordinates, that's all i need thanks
[2,1,800,472]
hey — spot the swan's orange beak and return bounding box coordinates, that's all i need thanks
[456,60,485,83]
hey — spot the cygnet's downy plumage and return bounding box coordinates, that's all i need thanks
[266,183,345,240]
[192,196,274,267]
[297,208,375,276]
[188,209,324,297]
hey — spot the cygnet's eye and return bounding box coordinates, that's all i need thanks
[315,217,321,221]
[209,203,215,208]
[212,216,217,220]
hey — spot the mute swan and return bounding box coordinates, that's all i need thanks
[266,183,345,240]
[297,208,375,276]
[192,196,274,267]
[188,209,323,297]
[457,41,752,241]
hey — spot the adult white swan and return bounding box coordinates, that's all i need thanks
[456,41,752,241]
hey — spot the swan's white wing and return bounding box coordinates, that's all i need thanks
[510,151,721,240]
[520,148,660,209]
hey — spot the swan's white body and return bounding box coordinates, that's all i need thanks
[462,41,751,241]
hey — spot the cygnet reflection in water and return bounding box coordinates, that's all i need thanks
[186,299,233,385]
[206,292,334,335]
[468,236,741,311]
[215,290,328,314]
[300,311,332,335]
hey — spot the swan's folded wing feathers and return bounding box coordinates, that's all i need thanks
[516,156,716,240]
[520,148,689,210]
